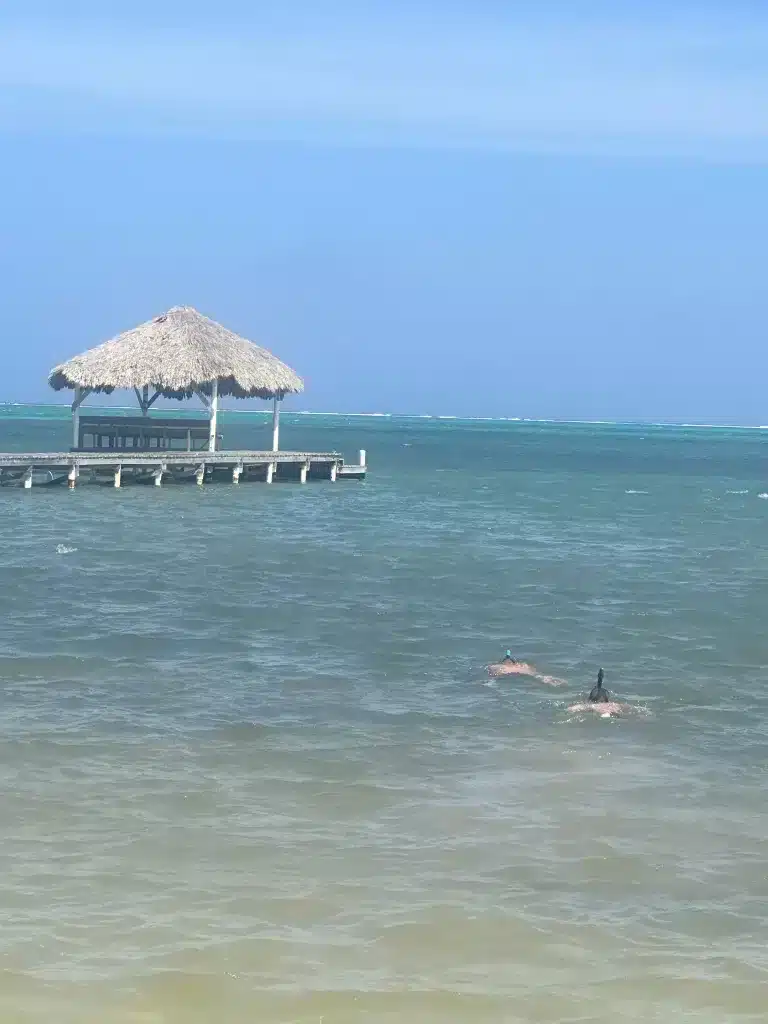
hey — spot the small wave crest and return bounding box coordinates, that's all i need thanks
[625,489,648,495]
[55,544,77,555]
[759,493,768,500]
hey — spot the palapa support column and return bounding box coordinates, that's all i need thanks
[300,460,309,484]
[67,464,78,489]
[114,464,122,488]
[72,388,81,449]
[195,463,206,487]
[23,467,33,490]
[232,463,243,484]
[208,379,219,453]
[266,462,275,484]
[330,461,338,483]
[272,395,281,451]
[71,386,92,450]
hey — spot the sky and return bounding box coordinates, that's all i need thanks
[1,0,767,421]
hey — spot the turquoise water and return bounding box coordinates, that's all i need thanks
[1,412,767,1022]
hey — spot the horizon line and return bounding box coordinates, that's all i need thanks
[1,401,766,431]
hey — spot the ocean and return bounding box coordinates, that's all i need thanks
[1,409,766,1023]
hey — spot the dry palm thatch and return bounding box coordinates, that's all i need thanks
[48,306,304,400]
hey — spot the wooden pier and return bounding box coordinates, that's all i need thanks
[0,449,367,488]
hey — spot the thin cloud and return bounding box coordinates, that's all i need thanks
[1,15,767,159]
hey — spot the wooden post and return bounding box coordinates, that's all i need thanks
[330,461,338,482]
[266,461,275,484]
[359,449,366,468]
[114,464,122,488]
[209,379,219,452]
[272,396,281,452]
[68,464,77,489]
[300,460,309,484]
[195,463,205,486]
[153,465,164,487]
[23,467,33,489]
[232,463,243,484]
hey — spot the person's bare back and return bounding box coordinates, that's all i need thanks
[487,660,536,678]
[567,700,630,717]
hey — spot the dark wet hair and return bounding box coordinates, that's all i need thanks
[589,668,609,702]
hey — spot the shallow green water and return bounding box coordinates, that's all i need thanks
[1,412,766,1022]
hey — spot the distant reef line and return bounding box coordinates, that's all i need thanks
[0,403,766,430]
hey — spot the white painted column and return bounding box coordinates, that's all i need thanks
[300,460,309,484]
[233,463,243,484]
[271,396,281,452]
[330,461,338,482]
[114,464,122,488]
[195,463,205,486]
[72,387,82,449]
[359,449,366,468]
[23,467,33,489]
[266,462,275,484]
[153,466,164,487]
[208,379,219,452]
[67,465,78,489]
[71,387,92,450]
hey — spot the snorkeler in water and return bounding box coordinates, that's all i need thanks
[487,650,565,686]
[487,650,532,677]
[568,668,634,716]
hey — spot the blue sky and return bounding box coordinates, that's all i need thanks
[1,1,767,420]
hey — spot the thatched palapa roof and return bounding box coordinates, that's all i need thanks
[48,305,304,399]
